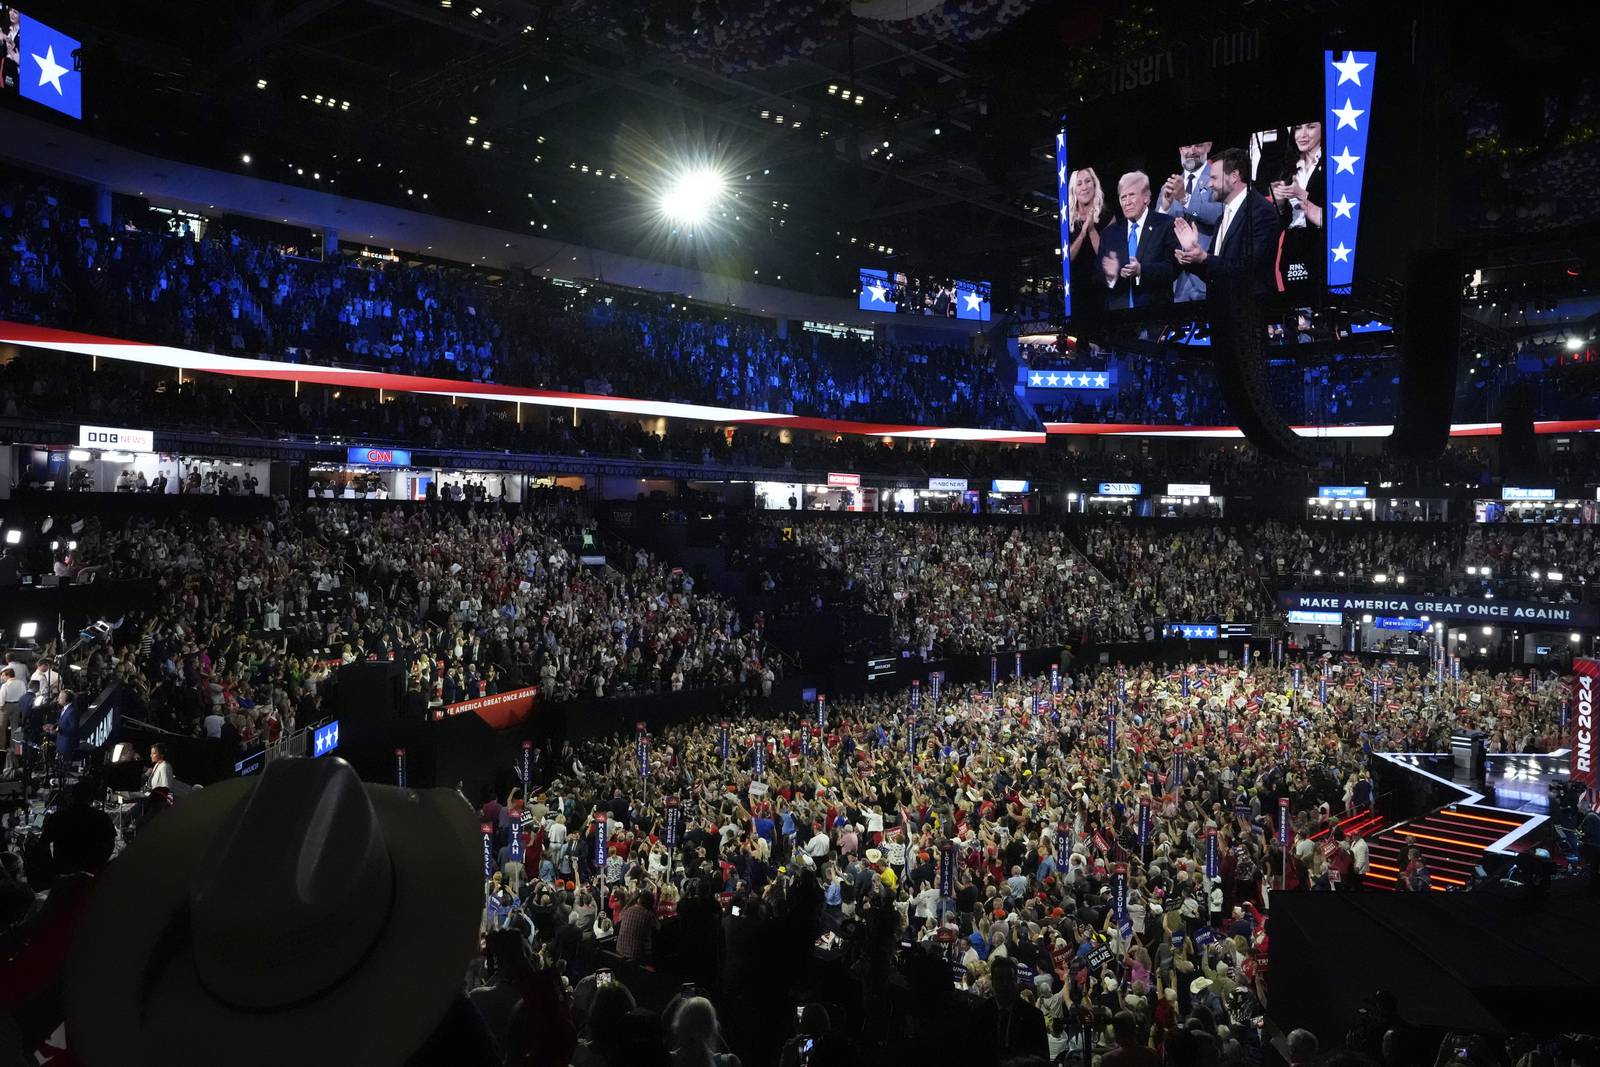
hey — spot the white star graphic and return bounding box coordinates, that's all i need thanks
[1078,374,1092,387]
[1331,195,1355,218]
[1332,51,1369,86]
[1064,281,1070,295]
[963,290,984,312]
[1059,164,1066,187]
[1331,147,1360,174]
[1060,204,1069,223]
[1030,373,1043,386]
[33,44,68,96]
[1094,374,1108,387]
[1331,242,1352,263]
[867,283,888,304]
[1333,98,1365,131]
[1057,132,1065,148]
[1045,373,1060,386]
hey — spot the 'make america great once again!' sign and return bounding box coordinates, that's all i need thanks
[1275,591,1598,629]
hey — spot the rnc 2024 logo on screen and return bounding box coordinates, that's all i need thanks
[3,9,83,120]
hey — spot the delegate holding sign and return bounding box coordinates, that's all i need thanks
[1276,590,1598,629]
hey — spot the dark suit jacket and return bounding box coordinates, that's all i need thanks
[971,996,1049,1065]
[1100,210,1179,309]
[1188,190,1280,297]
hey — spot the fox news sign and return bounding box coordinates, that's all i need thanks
[78,425,154,452]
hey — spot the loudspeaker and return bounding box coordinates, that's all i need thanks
[1499,383,1539,482]
[1210,273,1319,466]
[1388,249,1463,461]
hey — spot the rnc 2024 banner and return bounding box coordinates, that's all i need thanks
[1574,658,1598,803]
[1274,591,1599,629]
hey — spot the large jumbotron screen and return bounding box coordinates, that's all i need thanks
[1056,49,1376,320]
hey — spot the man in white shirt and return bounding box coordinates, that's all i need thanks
[803,826,832,860]
[0,667,25,774]
[30,657,61,707]
[1350,830,1370,884]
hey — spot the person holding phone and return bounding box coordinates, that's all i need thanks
[778,1004,831,1067]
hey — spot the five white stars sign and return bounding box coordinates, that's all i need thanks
[1325,49,1376,291]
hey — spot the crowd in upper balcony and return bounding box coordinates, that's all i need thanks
[0,166,1015,429]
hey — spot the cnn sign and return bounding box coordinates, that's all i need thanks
[78,425,154,452]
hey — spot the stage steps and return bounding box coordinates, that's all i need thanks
[1361,804,1538,891]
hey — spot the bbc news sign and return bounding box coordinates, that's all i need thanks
[927,477,968,492]
[78,425,154,452]
[826,472,861,487]
[1574,659,1598,802]
[1277,591,1598,628]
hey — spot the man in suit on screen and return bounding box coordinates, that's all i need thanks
[1157,141,1224,302]
[1100,171,1180,310]
[1173,147,1281,297]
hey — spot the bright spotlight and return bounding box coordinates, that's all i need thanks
[658,168,727,225]
[17,621,38,639]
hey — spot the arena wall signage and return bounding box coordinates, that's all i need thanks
[1165,483,1211,496]
[1165,624,1219,639]
[1500,487,1556,501]
[1286,610,1342,626]
[826,472,861,487]
[1573,658,1597,803]
[430,685,539,728]
[1276,591,1598,628]
[346,446,413,466]
[1097,482,1142,496]
[1317,486,1367,499]
[78,424,154,452]
[990,479,1031,493]
[927,477,968,492]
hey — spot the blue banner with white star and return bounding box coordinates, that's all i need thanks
[312,720,340,757]
[1056,125,1071,320]
[17,14,82,120]
[1020,366,1115,390]
[954,279,991,321]
[1325,50,1376,292]
[1165,624,1220,640]
[859,268,896,312]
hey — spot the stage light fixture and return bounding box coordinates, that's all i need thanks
[657,167,728,225]
[17,621,38,639]
[4,530,20,545]
[68,449,91,461]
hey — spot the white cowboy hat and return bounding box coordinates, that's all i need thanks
[65,757,481,1066]
[866,847,884,864]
